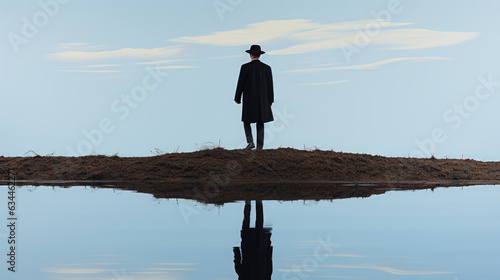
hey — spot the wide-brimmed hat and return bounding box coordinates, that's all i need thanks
[245,45,265,55]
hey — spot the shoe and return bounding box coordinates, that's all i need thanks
[245,142,255,150]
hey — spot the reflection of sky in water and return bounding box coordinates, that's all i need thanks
[0,185,498,279]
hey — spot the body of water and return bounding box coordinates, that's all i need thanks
[0,184,498,279]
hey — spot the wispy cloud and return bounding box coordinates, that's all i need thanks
[48,46,184,62]
[209,54,245,60]
[83,75,130,80]
[55,43,110,51]
[286,57,452,73]
[278,273,362,279]
[289,20,410,41]
[62,70,124,73]
[153,263,198,266]
[169,19,478,56]
[278,268,316,272]
[312,276,363,279]
[378,29,479,50]
[45,263,189,280]
[44,267,113,274]
[155,65,199,69]
[135,59,188,65]
[318,264,454,275]
[59,263,122,266]
[141,267,196,271]
[48,44,198,77]
[80,64,123,68]
[268,29,477,55]
[297,80,349,86]
[314,63,341,67]
[296,253,364,257]
[171,19,317,46]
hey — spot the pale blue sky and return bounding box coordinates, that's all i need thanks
[2,0,500,159]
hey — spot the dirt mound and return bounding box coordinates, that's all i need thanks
[1,148,499,182]
[1,148,499,203]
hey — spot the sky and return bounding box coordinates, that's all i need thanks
[2,0,500,160]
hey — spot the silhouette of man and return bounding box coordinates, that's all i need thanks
[233,200,273,280]
[235,45,274,150]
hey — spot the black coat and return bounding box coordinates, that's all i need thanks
[234,60,274,123]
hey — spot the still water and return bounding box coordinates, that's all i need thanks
[0,184,499,280]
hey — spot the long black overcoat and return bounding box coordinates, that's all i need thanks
[234,60,274,123]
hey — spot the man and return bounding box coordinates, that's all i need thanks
[235,45,274,150]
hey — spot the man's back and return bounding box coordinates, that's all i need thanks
[235,60,274,123]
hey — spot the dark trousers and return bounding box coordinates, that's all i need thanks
[244,122,264,149]
[242,200,263,230]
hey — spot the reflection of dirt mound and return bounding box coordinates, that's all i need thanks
[1,148,499,203]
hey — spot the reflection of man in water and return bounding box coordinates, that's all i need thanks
[233,200,273,280]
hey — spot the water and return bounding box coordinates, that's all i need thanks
[0,184,499,279]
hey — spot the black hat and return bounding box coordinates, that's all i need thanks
[245,45,265,55]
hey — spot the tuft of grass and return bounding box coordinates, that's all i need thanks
[24,150,41,157]
[150,148,167,156]
[44,151,56,157]
[196,139,223,151]
[303,144,320,151]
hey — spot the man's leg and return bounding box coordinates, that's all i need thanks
[244,122,255,149]
[256,122,264,150]
[243,201,251,230]
[256,200,263,230]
